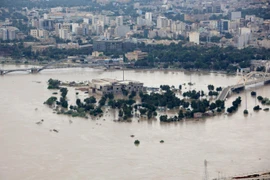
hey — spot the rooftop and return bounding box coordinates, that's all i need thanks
[92,78,118,86]
[117,80,142,85]
[91,78,142,86]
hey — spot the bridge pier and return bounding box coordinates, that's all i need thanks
[31,68,38,74]
[264,79,270,84]
[0,70,4,75]
[231,86,245,92]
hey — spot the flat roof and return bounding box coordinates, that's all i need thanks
[91,78,143,86]
[92,78,118,86]
[116,80,142,85]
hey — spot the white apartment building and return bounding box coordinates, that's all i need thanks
[231,11,241,21]
[115,25,130,37]
[104,31,111,40]
[237,27,251,49]
[8,29,16,40]
[157,16,168,29]
[55,23,62,35]
[30,29,39,38]
[38,29,48,38]
[116,16,123,26]
[92,15,98,25]
[31,19,39,28]
[171,21,186,33]
[189,32,200,44]
[72,23,79,33]
[137,16,145,26]
[30,29,48,39]
[145,12,152,26]
[83,18,90,24]
[0,27,19,40]
[1,28,8,40]
[103,16,110,25]
[59,29,69,40]
[94,24,104,35]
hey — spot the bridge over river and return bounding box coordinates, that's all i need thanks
[217,72,270,101]
[0,59,131,75]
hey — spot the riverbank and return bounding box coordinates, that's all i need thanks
[125,67,236,76]
[1,60,237,76]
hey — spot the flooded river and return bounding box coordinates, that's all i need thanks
[0,65,270,180]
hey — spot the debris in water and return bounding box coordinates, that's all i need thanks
[36,119,44,125]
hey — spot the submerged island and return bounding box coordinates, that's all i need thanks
[44,77,256,122]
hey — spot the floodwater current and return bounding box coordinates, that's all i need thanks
[0,64,270,180]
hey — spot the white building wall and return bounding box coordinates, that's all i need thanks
[145,12,152,26]
[115,25,130,37]
[30,29,39,38]
[103,16,110,25]
[83,18,90,24]
[92,15,98,26]
[72,23,79,33]
[157,16,168,29]
[59,29,68,39]
[189,32,200,44]
[38,29,48,39]
[2,29,8,40]
[116,16,123,26]
[231,11,241,21]
[237,27,251,49]
[137,16,145,26]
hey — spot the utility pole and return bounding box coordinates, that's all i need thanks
[204,160,208,180]
[245,87,247,110]
[255,93,257,106]
[189,74,192,90]
[244,77,248,110]
[122,64,124,81]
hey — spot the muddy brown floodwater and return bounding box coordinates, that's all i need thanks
[0,65,270,180]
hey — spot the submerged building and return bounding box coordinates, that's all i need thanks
[89,78,145,95]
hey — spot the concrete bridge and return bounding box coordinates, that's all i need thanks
[217,72,270,101]
[217,86,231,101]
[0,68,39,75]
[231,76,270,91]
[0,59,131,75]
[0,58,68,75]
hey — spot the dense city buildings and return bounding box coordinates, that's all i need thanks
[0,0,269,63]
